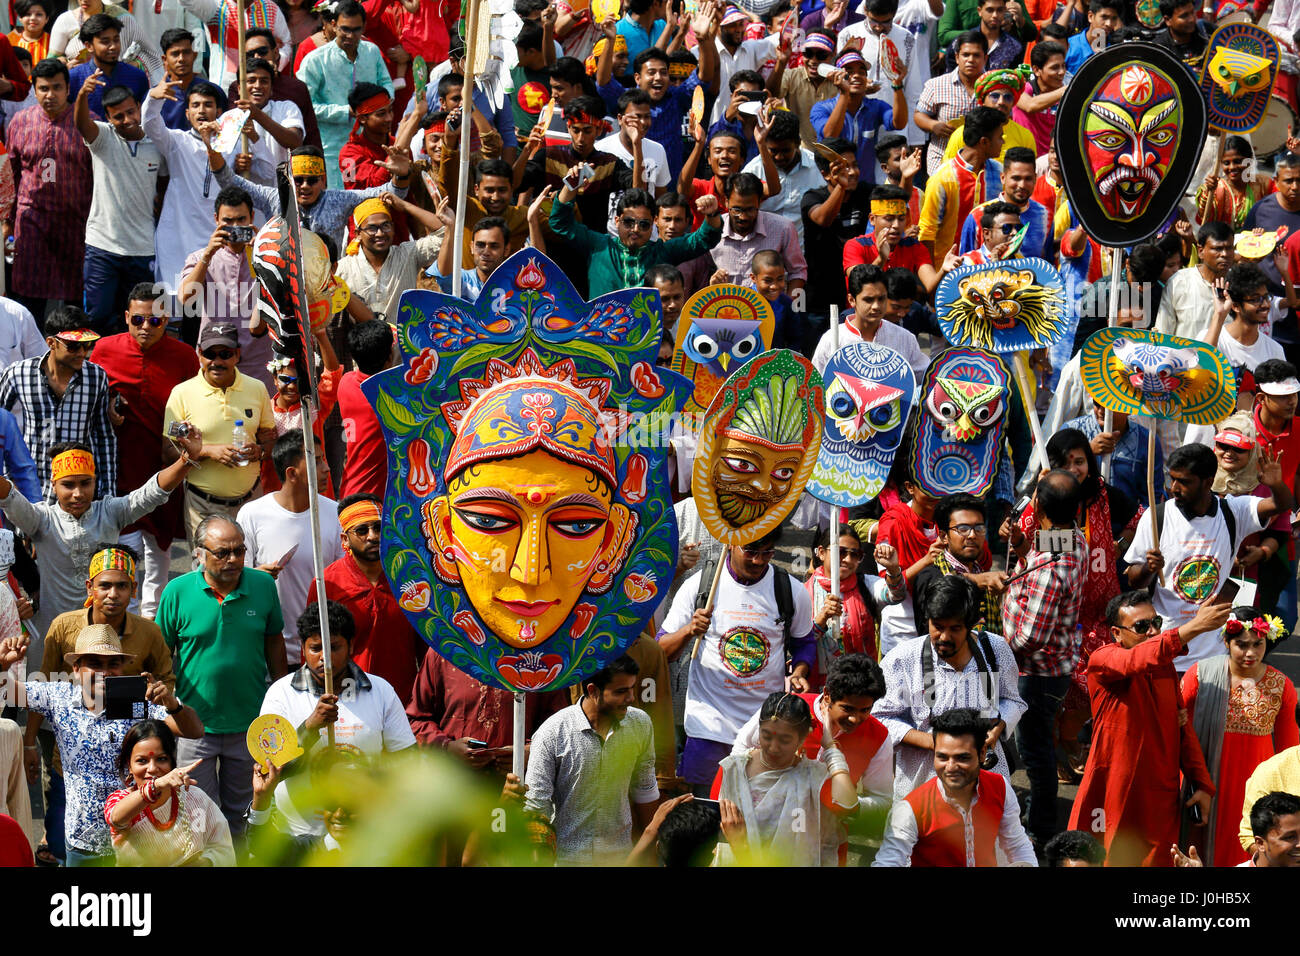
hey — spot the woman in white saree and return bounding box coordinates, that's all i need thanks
[712,692,859,866]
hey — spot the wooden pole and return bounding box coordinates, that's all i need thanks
[828,304,841,650]
[451,0,480,298]
[1013,351,1049,472]
[298,336,334,747]
[237,0,249,154]
[1147,423,1164,588]
[690,557,726,663]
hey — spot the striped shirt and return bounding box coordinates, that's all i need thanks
[918,153,1001,261]
[915,71,977,175]
[0,355,116,504]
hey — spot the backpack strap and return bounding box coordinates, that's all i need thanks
[772,568,794,647]
[695,558,718,610]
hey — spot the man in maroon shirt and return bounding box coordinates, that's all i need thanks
[336,319,392,499]
[308,493,424,703]
[93,282,200,614]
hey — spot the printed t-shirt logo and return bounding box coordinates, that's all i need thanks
[720,625,771,677]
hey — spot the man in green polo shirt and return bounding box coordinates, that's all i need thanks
[156,514,287,837]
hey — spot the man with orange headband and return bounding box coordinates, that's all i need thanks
[339,81,403,193]
[307,492,423,704]
[0,429,203,662]
[0,307,116,506]
[297,0,394,189]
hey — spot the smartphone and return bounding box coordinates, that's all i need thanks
[105,675,147,720]
[1035,528,1076,554]
[738,89,766,102]
[224,225,255,243]
[467,738,489,749]
[1187,801,1203,825]
[565,164,594,190]
[167,420,190,439]
[113,393,126,414]
[817,62,837,78]
[277,543,300,567]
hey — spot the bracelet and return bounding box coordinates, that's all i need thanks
[891,84,903,90]
[23,744,36,751]
[166,702,183,715]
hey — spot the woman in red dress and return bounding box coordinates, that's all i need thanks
[1181,608,1298,867]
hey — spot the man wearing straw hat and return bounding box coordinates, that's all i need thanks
[0,624,202,866]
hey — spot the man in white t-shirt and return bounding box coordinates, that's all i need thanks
[230,56,304,187]
[74,70,164,334]
[1196,262,1286,379]
[1124,443,1292,670]
[658,525,816,795]
[257,599,416,839]
[597,88,670,206]
[237,429,343,667]
[811,262,929,378]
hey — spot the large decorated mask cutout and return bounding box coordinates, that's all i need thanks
[671,284,775,422]
[1080,328,1237,424]
[807,343,916,508]
[913,347,1011,499]
[1055,43,1206,245]
[362,251,690,692]
[692,350,824,547]
[1200,23,1279,133]
[936,258,1068,354]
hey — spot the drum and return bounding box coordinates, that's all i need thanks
[1255,94,1299,159]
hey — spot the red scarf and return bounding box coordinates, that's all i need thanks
[811,567,875,659]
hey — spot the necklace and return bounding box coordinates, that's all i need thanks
[755,749,796,772]
[144,789,180,830]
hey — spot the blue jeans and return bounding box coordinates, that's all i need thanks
[82,244,156,334]
[1016,674,1072,844]
[65,845,115,867]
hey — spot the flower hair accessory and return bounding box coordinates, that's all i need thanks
[267,356,294,374]
[1224,610,1288,643]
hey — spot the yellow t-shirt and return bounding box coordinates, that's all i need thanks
[942,118,1036,164]
[163,370,274,498]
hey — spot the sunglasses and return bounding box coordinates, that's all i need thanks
[59,339,95,353]
[294,175,322,187]
[348,522,381,536]
[996,223,1018,235]
[804,49,831,61]
[129,314,166,328]
[205,545,247,561]
[277,374,298,385]
[741,547,776,558]
[1122,615,1163,635]
[202,347,236,360]
[1215,442,1246,454]
[246,46,273,58]
[620,217,653,231]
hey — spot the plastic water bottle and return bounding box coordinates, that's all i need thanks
[231,420,251,467]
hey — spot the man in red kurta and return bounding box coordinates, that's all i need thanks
[308,494,424,703]
[1068,594,1229,866]
[93,286,200,615]
[336,320,392,499]
[337,83,410,244]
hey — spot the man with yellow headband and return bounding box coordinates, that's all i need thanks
[0,430,202,664]
[940,65,1035,165]
[336,192,443,320]
[306,492,423,704]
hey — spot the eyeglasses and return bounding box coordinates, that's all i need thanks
[205,545,246,561]
[129,314,166,328]
[59,339,95,353]
[1121,615,1163,635]
[293,175,322,187]
[359,221,394,235]
[1242,293,1271,307]
[202,347,236,360]
[348,522,381,536]
[620,217,653,231]
[276,374,298,385]
[949,523,987,536]
[741,547,776,558]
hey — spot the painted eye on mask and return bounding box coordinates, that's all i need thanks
[1088,131,1128,151]
[1145,128,1175,147]
[732,334,758,359]
[828,389,857,419]
[868,399,902,432]
[688,333,719,359]
[968,397,1005,427]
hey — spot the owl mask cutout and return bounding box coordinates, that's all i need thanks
[912,347,1011,499]
[1055,42,1206,245]
[807,343,916,508]
[671,284,775,422]
[937,258,1069,353]
[1199,23,1278,133]
[1079,328,1237,424]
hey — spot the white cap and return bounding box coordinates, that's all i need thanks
[1259,377,1300,396]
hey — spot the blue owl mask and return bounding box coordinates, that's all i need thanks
[671,284,775,421]
[807,342,916,507]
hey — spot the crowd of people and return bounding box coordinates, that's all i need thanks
[0,0,1297,870]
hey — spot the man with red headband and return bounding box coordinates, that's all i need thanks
[308,493,424,704]
[339,82,401,192]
